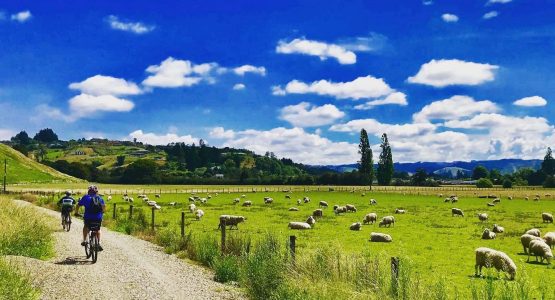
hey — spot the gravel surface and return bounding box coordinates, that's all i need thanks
[8,200,244,300]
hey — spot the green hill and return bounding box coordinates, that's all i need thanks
[0,144,81,184]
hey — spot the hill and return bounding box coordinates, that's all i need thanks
[0,144,81,184]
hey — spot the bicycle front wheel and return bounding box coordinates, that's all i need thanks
[90,233,98,263]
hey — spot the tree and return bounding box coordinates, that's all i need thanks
[411,168,428,186]
[11,131,31,145]
[116,155,126,166]
[358,129,374,186]
[121,159,160,183]
[544,176,555,188]
[472,165,489,180]
[502,179,513,188]
[476,178,494,188]
[489,169,502,184]
[541,147,555,176]
[33,128,58,143]
[37,144,48,162]
[377,133,394,185]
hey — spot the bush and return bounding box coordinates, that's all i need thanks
[543,175,555,188]
[0,259,38,300]
[476,178,494,188]
[212,255,241,283]
[502,179,513,188]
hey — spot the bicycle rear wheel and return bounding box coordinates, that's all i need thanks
[90,233,98,263]
[85,233,92,258]
[65,214,71,232]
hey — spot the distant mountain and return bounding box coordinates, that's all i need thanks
[433,167,471,178]
[320,159,542,174]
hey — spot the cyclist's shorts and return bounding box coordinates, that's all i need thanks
[61,206,73,214]
[84,219,102,231]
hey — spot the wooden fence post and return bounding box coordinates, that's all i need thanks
[129,205,133,219]
[289,235,296,263]
[113,203,117,219]
[220,220,226,253]
[151,207,155,231]
[391,257,399,295]
[181,211,185,238]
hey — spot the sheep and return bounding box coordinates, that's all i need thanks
[438,193,443,198]
[444,198,451,203]
[242,201,252,207]
[289,207,299,211]
[370,232,392,243]
[312,209,323,218]
[487,203,495,207]
[363,213,377,225]
[346,204,357,212]
[508,196,513,200]
[478,195,488,199]
[319,201,328,208]
[493,198,501,204]
[361,193,366,197]
[147,200,157,207]
[534,197,540,202]
[264,197,274,204]
[451,197,458,203]
[543,232,555,249]
[200,198,208,204]
[482,228,496,240]
[334,206,347,215]
[169,202,176,206]
[379,216,395,227]
[333,204,339,211]
[155,194,161,198]
[370,199,377,205]
[478,213,488,222]
[520,234,543,254]
[195,209,204,220]
[154,204,162,210]
[207,195,212,199]
[350,222,362,231]
[542,212,554,223]
[233,198,240,205]
[306,216,316,226]
[297,199,302,205]
[526,228,541,237]
[288,222,311,230]
[492,224,504,233]
[395,209,406,214]
[474,247,516,280]
[452,208,464,217]
[525,196,529,201]
[128,197,134,203]
[189,203,196,213]
[188,197,195,203]
[107,195,112,201]
[241,194,246,198]
[218,215,246,230]
[527,240,553,264]
[487,194,497,199]
[285,195,291,199]
[546,193,552,197]
[303,197,310,203]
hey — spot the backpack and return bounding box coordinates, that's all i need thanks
[89,196,103,214]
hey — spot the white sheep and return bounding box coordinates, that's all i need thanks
[526,228,541,237]
[474,247,516,280]
[370,199,377,205]
[285,195,291,199]
[200,198,207,204]
[487,203,495,207]
[289,207,299,211]
[542,212,554,223]
[451,196,458,203]
[478,213,488,222]
[395,208,406,214]
[188,197,195,202]
[482,228,496,240]
[370,232,392,242]
[334,206,347,215]
[452,208,464,217]
[297,199,302,205]
[528,240,553,264]
[107,196,112,201]
[363,213,377,225]
[233,198,240,205]
[218,215,246,230]
[319,201,328,208]
[169,202,176,206]
[155,194,161,198]
[543,232,555,249]
[154,204,161,210]
[379,216,395,227]
[306,216,316,226]
[128,197,134,203]
[288,222,311,230]
[346,204,357,212]
[444,198,451,203]
[147,200,157,206]
[195,209,204,220]
[493,198,501,204]
[520,234,543,254]
[492,224,504,233]
[242,201,252,207]
[350,222,362,231]
[264,197,274,204]
[303,197,310,203]
[241,194,246,198]
[312,209,323,218]
[189,203,196,213]
[508,196,513,200]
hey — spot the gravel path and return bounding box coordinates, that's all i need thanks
[8,200,243,300]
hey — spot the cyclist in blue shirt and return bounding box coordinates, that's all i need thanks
[75,185,106,251]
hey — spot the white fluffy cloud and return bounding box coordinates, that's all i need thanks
[413,95,499,123]
[513,96,547,107]
[209,127,236,139]
[279,102,345,127]
[330,119,436,138]
[128,130,199,145]
[353,92,408,110]
[442,14,459,22]
[142,57,219,88]
[233,65,266,76]
[69,75,142,96]
[232,83,246,90]
[483,11,499,19]
[106,15,154,34]
[11,11,31,23]
[276,38,356,64]
[0,129,15,140]
[272,76,394,100]
[487,0,511,4]
[69,94,134,115]
[408,59,498,87]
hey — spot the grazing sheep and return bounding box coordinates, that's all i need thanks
[508,196,513,200]
[526,228,541,237]
[346,204,357,212]
[438,193,443,198]
[487,194,497,199]
[395,209,406,214]
[303,197,310,203]
[525,196,529,201]
[474,247,516,280]
[528,240,553,264]
[289,207,299,211]
[451,197,458,203]
[264,197,274,204]
[147,200,157,206]
[333,204,339,210]
[370,232,392,243]
[546,193,552,197]
[520,234,543,254]
[169,202,176,206]
[370,199,377,205]
[350,222,362,231]
[218,215,246,230]
[306,216,316,226]
[207,195,212,199]
[492,224,504,233]
[334,206,347,215]
[482,229,496,240]
[534,197,540,201]
[128,197,134,203]
[241,194,246,198]
[312,209,323,218]
[154,204,162,210]
[288,222,311,230]
[487,203,495,207]
[452,208,464,217]
[319,201,328,208]
[478,195,487,199]
[543,232,555,249]
[188,197,195,202]
[107,196,112,201]
[478,213,488,222]
[297,199,302,205]
[155,194,161,198]
[361,193,366,197]
[444,198,452,203]
[493,198,501,204]
[542,212,553,223]
[242,201,252,207]
[233,198,240,205]
[363,213,377,225]
[189,203,196,213]
[285,195,291,199]
[379,216,395,227]
[195,209,204,220]
[200,198,208,204]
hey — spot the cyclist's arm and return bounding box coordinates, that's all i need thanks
[74,204,82,216]
[101,204,106,213]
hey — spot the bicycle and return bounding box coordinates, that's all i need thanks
[84,222,101,263]
[61,210,71,232]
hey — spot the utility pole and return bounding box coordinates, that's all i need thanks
[3,159,6,194]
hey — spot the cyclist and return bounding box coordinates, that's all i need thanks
[57,190,76,225]
[75,185,106,251]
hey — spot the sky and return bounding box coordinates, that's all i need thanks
[0,0,554,165]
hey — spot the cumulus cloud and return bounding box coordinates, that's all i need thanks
[69,94,134,115]
[442,13,459,22]
[232,83,246,90]
[337,32,389,53]
[330,119,436,138]
[128,130,199,145]
[142,57,219,88]
[106,15,155,34]
[513,96,547,107]
[423,0,433,5]
[413,95,499,123]
[11,11,31,23]
[0,129,15,140]
[279,102,345,127]
[487,0,511,4]
[408,59,498,87]
[483,11,499,19]
[272,76,394,100]
[233,65,266,76]
[353,92,408,110]
[276,38,356,64]
[69,75,142,96]
[209,127,236,139]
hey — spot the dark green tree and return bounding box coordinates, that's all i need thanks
[121,159,160,183]
[411,168,428,186]
[11,131,32,145]
[476,178,494,188]
[502,179,513,188]
[472,165,489,180]
[33,128,58,143]
[377,133,394,185]
[358,129,374,186]
[544,176,555,188]
[489,169,502,184]
[541,147,555,176]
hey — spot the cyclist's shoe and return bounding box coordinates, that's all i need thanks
[81,241,87,246]
[96,245,104,252]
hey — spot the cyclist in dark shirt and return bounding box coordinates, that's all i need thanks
[57,190,76,224]
[75,185,106,251]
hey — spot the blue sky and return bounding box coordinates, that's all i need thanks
[0,0,554,164]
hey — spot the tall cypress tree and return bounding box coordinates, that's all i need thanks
[377,133,394,185]
[358,129,373,186]
[541,147,555,176]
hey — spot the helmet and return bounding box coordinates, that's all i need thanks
[65,190,72,196]
[87,185,98,195]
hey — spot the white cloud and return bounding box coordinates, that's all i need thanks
[106,15,154,34]
[69,94,134,115]
[408,59,498,87]
[413,95,499,123]
[513,96,547,107]
[142,57,219,88]
[442,14,459,23]
[444,113,551,133]
[487,0,511,4]
[353,92,408,110]
[232,83,246,90]
[0,129,15,140]
[423,0,433,5]
[330,119,436,138]
[128,130,199,145]
[279,102,345,127]
[272,76,394,100]
[11,11,31,23]
[209,127,236,139]
[483,11,499,19]
[276,38,356,64]
[233,65,266,76]
[337,33,388,53]
[69,75,142,96]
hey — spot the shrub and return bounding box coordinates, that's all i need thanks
[543,175,555,188]
[476,178,494,188]
[212,255,241,283]
[0,259,38,300]
[502,179,513,188]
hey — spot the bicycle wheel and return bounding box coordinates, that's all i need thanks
[85,233,92,258]
[90,233,98,263]
[65,214,71,232]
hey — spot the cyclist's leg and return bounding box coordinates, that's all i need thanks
[82,223,89,246]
